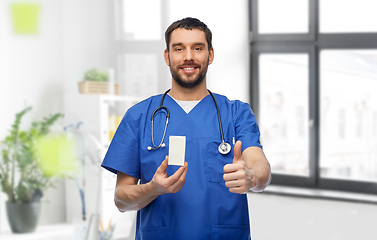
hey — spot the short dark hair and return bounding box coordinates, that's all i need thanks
[165,17,212,51]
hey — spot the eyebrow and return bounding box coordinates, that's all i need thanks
[171,42,206,48]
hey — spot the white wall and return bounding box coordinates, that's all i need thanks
[62,0,111,96]
[0,0,65,232]
[0,0,65,139]
[0,0,111,232]
[248,193,377,240]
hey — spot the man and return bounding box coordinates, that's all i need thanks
[101,17,271,240]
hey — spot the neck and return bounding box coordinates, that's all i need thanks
[169,79,209,101]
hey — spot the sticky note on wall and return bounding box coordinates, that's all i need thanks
[37,134,77,177]
[11,3,41,34]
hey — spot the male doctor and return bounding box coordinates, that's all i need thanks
[101,17,271,240]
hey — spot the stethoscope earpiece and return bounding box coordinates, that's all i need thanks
[147,143,165,151]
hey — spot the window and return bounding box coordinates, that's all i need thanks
[113,0,250,101]
[320,50,377,183]
[320,0,377,33]
[258,0,309,34]
[120,0,162,40]
[112,0,170,99]
[373,112,377,137]
[250,0,377,194]
[259,54,309,177]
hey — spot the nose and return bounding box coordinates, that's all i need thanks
[183,49,194,61]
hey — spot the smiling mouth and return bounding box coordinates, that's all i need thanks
[180,65,199,74]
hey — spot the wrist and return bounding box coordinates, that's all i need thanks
[247,168,258,191]
[147,179,164,197]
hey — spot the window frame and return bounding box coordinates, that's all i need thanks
[251,0,316,41]
[250,0,377,195]
[111,0,171,95]
[251,44,318,189]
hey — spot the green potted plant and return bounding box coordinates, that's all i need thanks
[78,68,119,95]
[83,68,108,82]
[0,107,64,233]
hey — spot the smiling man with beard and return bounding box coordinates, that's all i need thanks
[101,17,271,240]
[166,28,211,90]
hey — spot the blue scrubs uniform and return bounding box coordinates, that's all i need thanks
[101,93,262,240]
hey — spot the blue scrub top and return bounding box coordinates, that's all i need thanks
[101,93,262,240]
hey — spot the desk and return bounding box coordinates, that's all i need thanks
[0,224,75,240]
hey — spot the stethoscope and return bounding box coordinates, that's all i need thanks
[147,89,232,155]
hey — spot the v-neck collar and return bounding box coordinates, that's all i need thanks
[165,93,212,115]
[172,98,201,114]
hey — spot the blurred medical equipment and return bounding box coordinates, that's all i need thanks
[64,121,104,240]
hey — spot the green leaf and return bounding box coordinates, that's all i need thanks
[84,68,108,82]
[0,107,65,203]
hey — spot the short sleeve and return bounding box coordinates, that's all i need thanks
[234,102,262,152]
[101,109,140,179]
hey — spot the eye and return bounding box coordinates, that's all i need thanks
[194,47,202,51]
[175,48,183,52]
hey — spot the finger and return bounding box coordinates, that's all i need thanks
[223,172,239,181]
[166,162,187,184]
[223,169,246,181]
[223,160,245,173]
[233,141,242,164]
[223,163,233,173]
[224,177,248,192]
[225,178,247,188]
[180,162,188,181]
[165,162,188,192]
[228,186,248,194]
[170,162,188,192]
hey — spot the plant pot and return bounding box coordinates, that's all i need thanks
[6,201,41,233]
[78,81,120,95]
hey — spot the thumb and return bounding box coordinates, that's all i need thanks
[156,156,169,174]
[233,141,242,164]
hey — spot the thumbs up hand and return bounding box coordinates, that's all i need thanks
[223,141,255,194]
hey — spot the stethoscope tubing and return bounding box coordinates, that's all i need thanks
[208,90,225,144]
[148,89,231,154]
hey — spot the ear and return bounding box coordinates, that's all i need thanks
[208,47,214,65]
[164,49,170,66]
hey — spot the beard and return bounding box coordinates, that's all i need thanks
[169,58,209,89]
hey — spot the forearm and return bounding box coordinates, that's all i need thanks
[114,181,160,212]
[242,146,272,193]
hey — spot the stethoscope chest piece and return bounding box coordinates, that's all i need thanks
[218,142,231,155]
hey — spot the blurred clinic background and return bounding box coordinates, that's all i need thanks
[1,0,377,239]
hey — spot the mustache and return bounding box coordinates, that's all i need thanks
[177,61,200,68]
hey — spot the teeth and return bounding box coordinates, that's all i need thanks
[183,67,195,70]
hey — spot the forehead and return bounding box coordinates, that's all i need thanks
[169,28,207,47]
